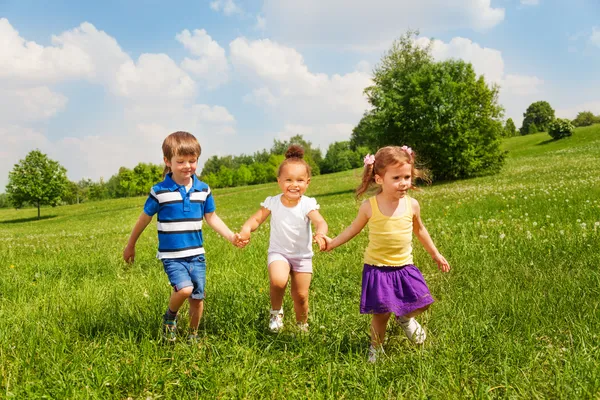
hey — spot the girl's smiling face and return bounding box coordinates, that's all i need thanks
[375,162,412,199]
[277,162,310,206]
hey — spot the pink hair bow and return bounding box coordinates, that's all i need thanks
[401,145,413,156]
[363,154,375,166]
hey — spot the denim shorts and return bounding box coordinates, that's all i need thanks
[162,254,206,300]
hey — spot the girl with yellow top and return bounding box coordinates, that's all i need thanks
[323,145,450,362]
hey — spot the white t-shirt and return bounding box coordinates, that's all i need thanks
[261,194,320,259]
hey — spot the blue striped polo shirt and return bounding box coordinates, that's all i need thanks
[143,173,215,259]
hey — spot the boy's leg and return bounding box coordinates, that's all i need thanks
[370,313,391,347]
[268,260,290,310]
[188,298,204,331]
[290,271,312,324]
[167,286,194,313]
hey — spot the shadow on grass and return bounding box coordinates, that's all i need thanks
[0,215,57,224]
[536,138,556,146]
[314,189,355,199]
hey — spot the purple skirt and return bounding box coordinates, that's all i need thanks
[360,264,434,316]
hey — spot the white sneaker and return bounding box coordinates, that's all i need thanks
[368,345,384,363]
[398,316,426,344]
[268,309,284,332]
[297,322,309,333]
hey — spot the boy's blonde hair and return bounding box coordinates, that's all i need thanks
[356,146,430,198]
[162,131,201,177]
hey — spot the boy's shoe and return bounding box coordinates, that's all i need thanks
[297,322,309,333]
[268,309,284,332]
[368,345,384,363]
[187,333,199,344]
[162,318,177,342]
[397,316,426,344]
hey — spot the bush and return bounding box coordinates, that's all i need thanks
[548,118,574,140]
[572,111,595,127]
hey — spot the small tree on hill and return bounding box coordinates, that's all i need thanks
[504,118,517,137]
[521,101,555,134]
[6,150,69,219]
[548,118,574,140]
[571,111,596,127]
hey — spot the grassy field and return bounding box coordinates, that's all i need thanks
[1,126,599,399]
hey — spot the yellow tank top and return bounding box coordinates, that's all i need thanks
[364,195,413,267]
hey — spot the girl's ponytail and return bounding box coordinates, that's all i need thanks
[355,154,376,199]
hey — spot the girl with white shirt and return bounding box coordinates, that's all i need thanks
[239,145,328,332]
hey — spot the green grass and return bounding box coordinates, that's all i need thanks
[1,127,600,399]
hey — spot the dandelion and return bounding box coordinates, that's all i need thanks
[577,219,581,223]
[560,230,565,235]
[526,231,533,240]
[546,215,551,219]
[10,265,15,268]
[533,222,538,227]
[479,235,488,239]
[499,233,506,240]
[143,290,149,299]
[581,223,587,229]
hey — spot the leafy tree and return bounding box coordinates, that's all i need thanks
[548,118,574,140]
[0,193,9,208]
[6,150,69,219]
[88,178,109,201]
[504,118,517,137]
[521,101,555,135]
[350,110,379,151]
[271,135,321,175]
[233,164,253,186]
[572,111,596,127]
[357,31,506,180]
[321,141,369,173]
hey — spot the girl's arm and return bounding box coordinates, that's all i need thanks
[204,211,241,246]
[412,198,451,272]
[123,212,153,263]
[325,200,370,251]
[239,207,271,240]
[308,210,328,251]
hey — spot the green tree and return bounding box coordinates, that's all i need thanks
[548,118,574,140]
[233,164,253,186]
[321,141,368,173]
[0,193,9,208]
[358,31,505,180]
[520,101,555,135]
[6,150,69,219]
[504,118,517,137]
[271,135,321,175]
[571,111,596,127]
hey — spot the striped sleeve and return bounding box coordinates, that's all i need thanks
[143,188,160,216]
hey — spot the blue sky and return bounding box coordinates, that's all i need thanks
[1,0,599,190]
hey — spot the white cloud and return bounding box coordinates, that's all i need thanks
[210,0,243,16]
[0,18,93,84]
[262,0,505,49]
[176,29,230,88]
[230,37,371,126]
[0,87,67,122]
[590,27,600,48]
[556,101,600,120]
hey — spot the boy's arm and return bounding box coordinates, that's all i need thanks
[204,211,238,244]
[123,212,153,263]
[239,207,271,239]
[308,210,328,251]
[325,201,370,251]
[412,198,450,272]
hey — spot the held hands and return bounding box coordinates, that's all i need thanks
[313,233,333,252]
[232,229,251,248]
[433,253,451,272]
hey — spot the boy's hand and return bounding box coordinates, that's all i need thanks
[233,232,250,248]
[433,253,451,272]
[123,245,135,264]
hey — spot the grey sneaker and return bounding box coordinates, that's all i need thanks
[397,316,426,344]
[162,318,177,342]
[268,309,284,332]
[368,345,384,363]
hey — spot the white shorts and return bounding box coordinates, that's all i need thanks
[268,252,313,274]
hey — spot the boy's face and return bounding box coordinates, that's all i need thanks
[165,153,198,185]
